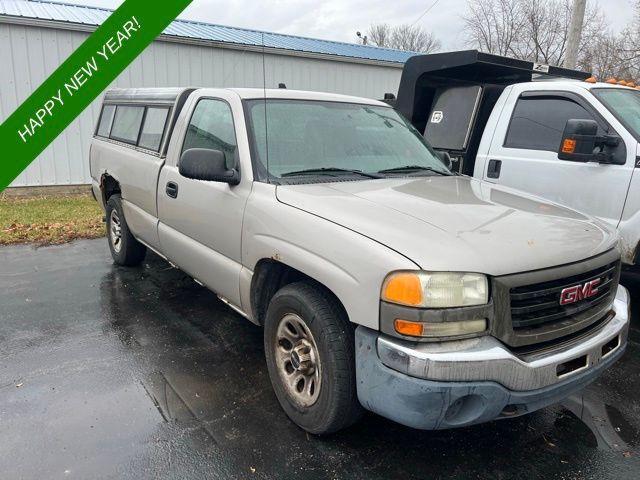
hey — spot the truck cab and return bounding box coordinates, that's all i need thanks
[396,50,640,265]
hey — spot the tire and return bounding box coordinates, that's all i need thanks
[105,194,146,266]
[264,282,363,435]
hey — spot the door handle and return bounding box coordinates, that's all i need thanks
[487,159,502,179]
[166,181,178,198]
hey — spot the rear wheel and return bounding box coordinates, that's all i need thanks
[105,194,146,266]
[264,282,363,435]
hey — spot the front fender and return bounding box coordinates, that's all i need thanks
[618,213,640,265]
[240,183,418,330]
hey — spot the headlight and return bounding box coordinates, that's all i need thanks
[381,271,489,308]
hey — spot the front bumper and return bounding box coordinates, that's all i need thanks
[355,285,630,430]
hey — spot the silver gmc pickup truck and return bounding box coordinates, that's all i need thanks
[90,87,630,435]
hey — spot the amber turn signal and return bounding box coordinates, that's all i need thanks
[394,319,424,337]
[382,273,423,307]
[394,318,488,338]
[561,138,576,154]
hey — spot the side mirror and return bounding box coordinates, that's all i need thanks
[558,119,620,164]
[436,150,453,170]
[179,148,240,185]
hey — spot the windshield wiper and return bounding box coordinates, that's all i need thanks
[377,165,453,176]
[281,167,384,179]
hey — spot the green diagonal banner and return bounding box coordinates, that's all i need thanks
[0,0,193,192]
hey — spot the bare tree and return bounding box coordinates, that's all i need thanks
[580,31,629,79]
[608,1,640,79]
[463,0,607,70]
[462,0,525,56]
[367,23,441,53]
[368,23,391,48]
[390,24,441,53]
[462,0,640,80]
[524,0,572,64]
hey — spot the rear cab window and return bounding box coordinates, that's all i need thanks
[96,105,115,137]
[94,103,171,154]
[139,107,170,152]
[110,106,145,145]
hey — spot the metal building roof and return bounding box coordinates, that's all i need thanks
[0,0,417,64]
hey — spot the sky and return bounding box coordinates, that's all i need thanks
[53,0,635,52]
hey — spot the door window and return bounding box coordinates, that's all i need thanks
[504,97,601,152]
[182,99,237,167]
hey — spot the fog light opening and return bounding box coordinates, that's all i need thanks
[556,354,588,378]
[601,335,620,358]
[443,394,486,426]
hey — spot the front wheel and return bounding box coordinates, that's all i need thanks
[264,282,363,435]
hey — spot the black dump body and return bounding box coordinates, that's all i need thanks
[395,50,590,174]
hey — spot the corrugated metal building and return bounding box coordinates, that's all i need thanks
[0,0,414,187]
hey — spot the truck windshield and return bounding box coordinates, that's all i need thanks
[591,88,640,140]
[245,99,450,181]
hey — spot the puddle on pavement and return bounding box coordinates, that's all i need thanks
[5,240,640,479]
[561,392,638,452]
[141,372,197,424]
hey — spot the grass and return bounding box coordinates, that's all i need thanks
[0,194,105,246]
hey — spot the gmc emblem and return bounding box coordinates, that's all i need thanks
[559,279,601,305]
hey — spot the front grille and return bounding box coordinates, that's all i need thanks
[509,260,619,330]
[509,311,614,357]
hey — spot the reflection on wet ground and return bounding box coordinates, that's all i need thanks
[0,239,639,479]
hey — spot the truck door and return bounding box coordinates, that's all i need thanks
[157,91,252,307]
[484,89,633,227]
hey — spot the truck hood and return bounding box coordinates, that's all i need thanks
[275,176,617,276]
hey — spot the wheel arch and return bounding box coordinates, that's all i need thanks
[249,259,349,327]
[100,173,121,206]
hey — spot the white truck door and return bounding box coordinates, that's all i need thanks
[483,86,634,227]
[156,90,252,307]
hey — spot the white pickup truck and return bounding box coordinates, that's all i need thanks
[395,50,640,266]
[90,86,629,435]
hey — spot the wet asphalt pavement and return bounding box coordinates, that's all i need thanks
[1,239,639,480]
